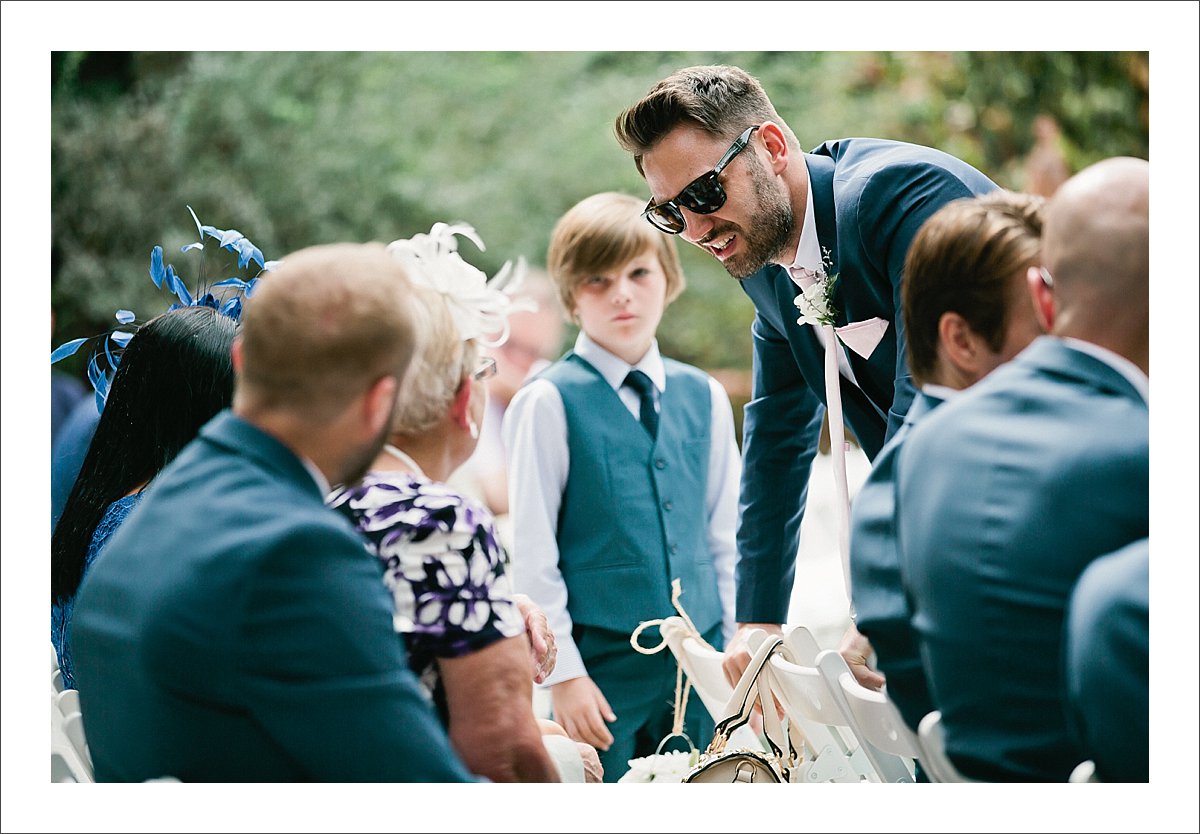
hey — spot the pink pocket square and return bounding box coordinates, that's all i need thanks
[835,317,889,359]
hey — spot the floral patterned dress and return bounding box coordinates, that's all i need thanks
[329,471,525,722]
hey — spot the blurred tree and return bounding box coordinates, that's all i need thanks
[51,51,1148,385]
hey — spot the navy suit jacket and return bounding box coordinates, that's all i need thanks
[895,337,1149,781]
[848,388,945,731]
[736,138,996,621]
[71,410,476,782]
[1064,537,1149,782]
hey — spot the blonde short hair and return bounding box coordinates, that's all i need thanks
[390,282,479,436]
[236,242,417,423]
[546,192,685,316]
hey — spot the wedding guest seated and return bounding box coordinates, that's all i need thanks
[71,241,476,781]
[329,222,600,783]
[51,215,268,689]
[51,306,238,690]
[1064,538,1149,782]
[893,158,1148,780]
[845,190,1045,732]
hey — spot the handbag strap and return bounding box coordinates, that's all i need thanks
[709,633,784,748]
[707,633,806,780]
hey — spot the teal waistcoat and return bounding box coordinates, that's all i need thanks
[541,353,721,635]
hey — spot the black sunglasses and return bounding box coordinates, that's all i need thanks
[642,125,759,235]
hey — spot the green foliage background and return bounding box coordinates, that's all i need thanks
[52,51,1149,378]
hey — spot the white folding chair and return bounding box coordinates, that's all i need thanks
[55,688,82,718]
[659,616,765,752]
[765,637,876,782]
[820,651,918,782]
[51,699,93,783]
[1069,759,1100,783]
[916,710,979,783]
[62,712,93,774]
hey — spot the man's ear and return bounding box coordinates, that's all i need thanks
[758,121,789,175]
[938,311,985,383]
[230,336,243,374]
[1027,265,1055,332]
[363,374,399,438]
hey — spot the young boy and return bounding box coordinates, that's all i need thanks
[503,192,740,781]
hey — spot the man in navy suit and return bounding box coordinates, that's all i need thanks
[614,65,997,681]
[848,190,1046,731]
[1064,537,1149,782]
[71,243,476,782]
[894,157,1149,780]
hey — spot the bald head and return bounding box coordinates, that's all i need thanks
[235,242,418,423]
[1042,157,1148,364]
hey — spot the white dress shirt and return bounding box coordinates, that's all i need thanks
[786,162,862,387]
[502,331,740,686]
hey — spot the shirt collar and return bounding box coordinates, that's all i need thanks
[1060,336,1149,404]
[574,330,665,391]
[920,383,962,402]
[301,456,333,498]
[787,158,823,273]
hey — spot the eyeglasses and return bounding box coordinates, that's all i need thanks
[471,356,498,382]
[642,125,759,235]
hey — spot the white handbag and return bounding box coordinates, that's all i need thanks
[682,634,802,783]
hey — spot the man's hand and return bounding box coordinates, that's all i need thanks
[721,622,784,688]
[513,593,556,684]
[838,623,885,690]
[551,676,616,751]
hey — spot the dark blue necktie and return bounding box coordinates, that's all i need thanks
[624,370,658,439]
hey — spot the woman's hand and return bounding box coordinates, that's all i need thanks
[513,593,556,683]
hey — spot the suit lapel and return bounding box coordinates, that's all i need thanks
[804,151,840,279]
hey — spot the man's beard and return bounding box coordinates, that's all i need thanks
[337,395,397,487]
[717,153,795,280]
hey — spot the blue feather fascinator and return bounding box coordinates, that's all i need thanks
[51,206,278,413]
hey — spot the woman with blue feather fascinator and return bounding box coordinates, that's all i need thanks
[50,208,276,690]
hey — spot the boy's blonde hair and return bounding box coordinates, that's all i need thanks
[546,192,685,316]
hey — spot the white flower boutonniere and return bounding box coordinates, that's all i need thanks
[793,247,839,328]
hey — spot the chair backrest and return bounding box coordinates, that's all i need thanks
[659,617,762,751]
[818,651,917,782]
[56,688,82,717]
[50,699,93,783]
[917,710,979,783]
[782,624,824,667]
[1069,759,1101,783]
[769,651,856,729]
[765,644,874,782]
[663,622,732,720]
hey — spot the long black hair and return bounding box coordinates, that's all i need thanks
[51,306,238,601]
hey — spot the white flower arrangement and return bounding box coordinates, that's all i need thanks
[617,749,699,783]
[386,222,535,347]
[793,246,839,328]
